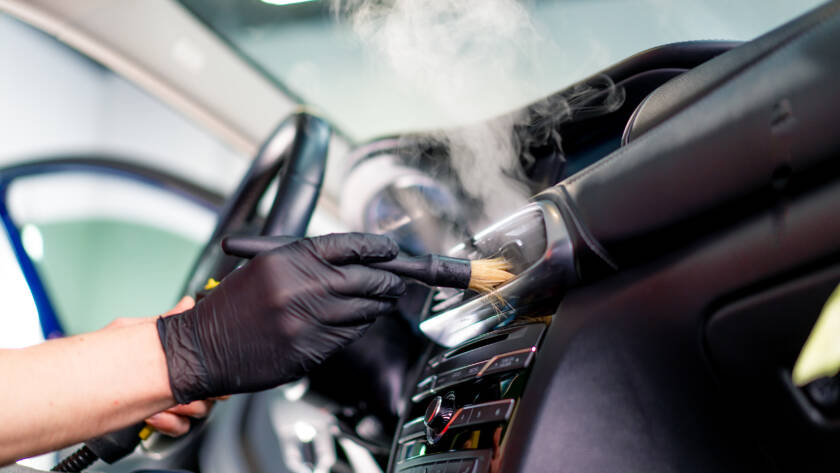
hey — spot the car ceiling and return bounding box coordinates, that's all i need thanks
[0,0,297,156]
[0,0,356,213]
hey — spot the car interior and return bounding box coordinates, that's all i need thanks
[1,1,840,472]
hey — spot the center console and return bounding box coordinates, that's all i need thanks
[387,320,550,473]
[383,186,567,473]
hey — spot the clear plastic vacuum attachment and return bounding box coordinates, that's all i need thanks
[419,200,576,347]
[448,203,548,273]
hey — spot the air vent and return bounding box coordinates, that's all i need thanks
[439,333,510,361]
[419,201,573,347]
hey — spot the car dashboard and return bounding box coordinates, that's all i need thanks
[376,39,736,473]
[382,3,840,472]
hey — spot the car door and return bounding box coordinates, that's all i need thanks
[0,11,245,469]
[0,159,222,342]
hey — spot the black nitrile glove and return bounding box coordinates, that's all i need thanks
[157,233,406,404]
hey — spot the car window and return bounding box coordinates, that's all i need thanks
[5,173,216,335]
[179,0,824,142]
[0,13,235,343]
[0,224,42,348]
[0,13,247,194]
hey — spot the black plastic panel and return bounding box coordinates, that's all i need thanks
[389,321,547,473]
[412,324,544,402]
[543,2,840,273]
[625,1,840,143]
[500,172,840,472]
[706,264,840,469]
[422,324,545,377]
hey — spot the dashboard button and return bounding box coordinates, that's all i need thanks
[435,361,486,391]
[427,462,447,473]
[464,363,484,377]
[434,369,464,388]
[473,454,490,473]
[450,407,472,427]
[453,459,475,473]
[479,349,535,377]
[444,460,464,473]
[470,405,486,423]
[446,399,515,433]
[474,399,515,424]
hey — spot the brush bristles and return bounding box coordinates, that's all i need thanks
[468,257,515,292]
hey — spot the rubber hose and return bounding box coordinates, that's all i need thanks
[51,445,98,472]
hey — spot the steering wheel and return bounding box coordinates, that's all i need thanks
[54,111,331,472]
[184,111,331,295]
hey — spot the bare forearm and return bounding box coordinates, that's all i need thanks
[0,318,174,464]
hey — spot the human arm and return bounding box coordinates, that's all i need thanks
[0,315,175,464]
[105,297,219,438]
[0,233,404,465]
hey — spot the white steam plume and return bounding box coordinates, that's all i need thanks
[334,0,545,221]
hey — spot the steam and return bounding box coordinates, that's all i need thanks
[334,0,624,223]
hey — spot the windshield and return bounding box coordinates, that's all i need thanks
[181,0,823,142]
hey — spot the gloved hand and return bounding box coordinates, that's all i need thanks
[157,233,406,404]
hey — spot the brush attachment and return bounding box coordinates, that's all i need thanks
[222,234,515,292]
[468,257,515,292]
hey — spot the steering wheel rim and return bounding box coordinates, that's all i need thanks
[184,111,331,296]
[135,111,331,463]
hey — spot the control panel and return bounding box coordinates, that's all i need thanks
[388,322,547,473]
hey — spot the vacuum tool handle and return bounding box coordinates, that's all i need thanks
[369,255,470,289]
[222,235,472,289]
[53,421,147,471]
[84,421,146,464]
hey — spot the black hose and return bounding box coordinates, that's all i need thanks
[51,445,98,472]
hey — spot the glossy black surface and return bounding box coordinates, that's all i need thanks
[501,153,840,473]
